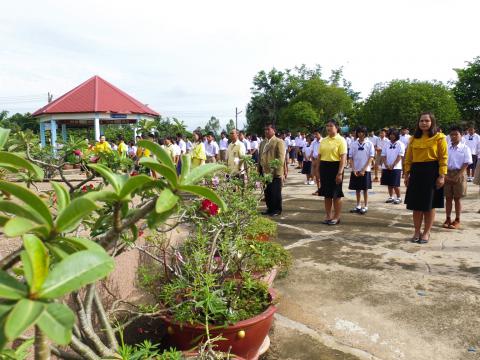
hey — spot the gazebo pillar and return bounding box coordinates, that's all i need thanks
[40,122,46,147]
[50,119,57,148]
[94,114,100,141]
[61,124,67,142]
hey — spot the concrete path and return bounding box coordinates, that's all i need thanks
[265,166,480,360]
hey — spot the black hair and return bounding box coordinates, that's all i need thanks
[355,126,368,137]
[387,128,400,141]
[251,134,258,141]
[176,133,183,138]
[326,119,340,132]
[414,112,438,138]
[449,125,463,134]
[118,135,124,141]
[264,123,275,130]
[207,131,214,137]
[193,130,203,141]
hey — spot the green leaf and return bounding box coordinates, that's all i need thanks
[137,140,176,171]
[118,174,152,200]
[20,251,33,291]
[45,243,71,261]
[0,271,28,300]
[84,190,119,202]
[23,235,49,294]
[181,163,225,186]
[55,197,98,233]
[4,217,38,237]
[139,158,178,187]
[37,250,114,299]
[87,164,122,193]
[61,237,105,253]
[0,304,12,318]
[0,200,45,224]
[51,182,70,212]
[0,128,10,149]
[155,188,179,214]
[180,154,191,180]
[147,207,176,229]
[179,185,226,210]
[0,152,44,179]
[5,299,44,340]
[36,303,74,345]
[0,181,52,227]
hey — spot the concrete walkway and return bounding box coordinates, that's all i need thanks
[265,166,480,360]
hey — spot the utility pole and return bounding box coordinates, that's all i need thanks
[48,92,53,103]
[235,107,243,130]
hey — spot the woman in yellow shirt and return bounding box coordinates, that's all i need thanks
[191,131,206,168]
[404,112,448,244]
[318,120,348,225]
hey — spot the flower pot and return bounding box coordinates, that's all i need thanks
[63,164,74,170]
[183,351,246,360]
[162,289,277,360]
[73,163,81,169]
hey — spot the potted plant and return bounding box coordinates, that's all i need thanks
[244,216,278,242]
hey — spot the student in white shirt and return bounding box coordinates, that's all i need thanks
[444,126,473,229]
[348,126,375,214]
[463,125,480,181]
[250,134,259,163]
[399,127,411,148]
[219,132,229,162]
[239,131,251,153]
[381,128,405,204]
[311,129,323,194]
[302,135,315,185]
[204,132,220,163]
[289,137,296,166]
[375,129,390,182]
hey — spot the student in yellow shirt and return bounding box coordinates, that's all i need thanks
[318,119,348,225]
[117,135,128,158]
[191,131,206,168]
[94,135,112,153]
[404,112,448,244]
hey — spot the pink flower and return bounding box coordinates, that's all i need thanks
[212,176,220,187]
[89,184,94,189]
[73,149,83,156]
[81,185,87,193]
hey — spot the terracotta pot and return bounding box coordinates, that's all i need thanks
[73,163,81,169]
[63,164,73,170]
[162,289,277,360]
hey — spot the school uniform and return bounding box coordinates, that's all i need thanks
[349,139,375,191]
[311,137,322,177]
[375,137,390,165]
[219,137,229,161]
[296,137,305,162]
[463,133,480,171]
[445,143,472,198]
[302,144,313,174]
[380,140,405,187]
[318,134,348,198]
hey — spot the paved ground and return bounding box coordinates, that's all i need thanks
[264,166,480,360]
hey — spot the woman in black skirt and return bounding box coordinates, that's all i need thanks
[404,112,448,244]
[318,120,348,225]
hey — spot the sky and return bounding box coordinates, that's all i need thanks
[1,0,479,130]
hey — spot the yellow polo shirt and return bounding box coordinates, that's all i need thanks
[319,134,347,162]
[94,141,111,153]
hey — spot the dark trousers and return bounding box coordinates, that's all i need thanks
[265,177,282,213]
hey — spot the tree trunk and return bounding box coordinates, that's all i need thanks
[35,326,51,360]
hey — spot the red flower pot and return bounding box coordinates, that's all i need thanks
[162,290,277,360]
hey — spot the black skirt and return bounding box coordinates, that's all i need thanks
[319,161,344,198]
[380,169,402,187]
[349,171,372,191]
[297,148,304,162]
[302,160,312,174]
[405,161,444,211]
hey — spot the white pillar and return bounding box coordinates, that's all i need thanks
[94,114,100,141]
[40,122,46,147]
[61,123,67,142]
[50,119,57,148]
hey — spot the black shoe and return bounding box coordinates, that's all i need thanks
[261,211,272,216]
[270,211,282,217]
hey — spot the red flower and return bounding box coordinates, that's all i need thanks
[89,184,94,189]
[138,230,144,237]
[81,185,87,193]
[130,171,138,177]
[73,149,83,156]
[200,199,219,216]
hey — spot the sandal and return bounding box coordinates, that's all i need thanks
[410,235,420,243]
[448,220,460,229]
[418,232,430,244]
[442,219,451,228]
[327,219,341,225]
[322,219,331,224]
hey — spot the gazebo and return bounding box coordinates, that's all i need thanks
[33,75,159,147]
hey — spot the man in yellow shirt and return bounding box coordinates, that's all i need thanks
[94,135,112,153]
[117,135,128,158]
[226,129,246,175]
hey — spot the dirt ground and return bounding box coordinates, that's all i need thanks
[263,166,480,360]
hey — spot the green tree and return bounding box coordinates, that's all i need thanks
[225,119,236,133]
[453,56,480,126]
[359,79,460,130]
[0,112,39,134]
[204,116,221,137]
[279,101,318,131]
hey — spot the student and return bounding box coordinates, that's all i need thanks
[296,132,305,170]
[191,130,206,168]
[250,134,259,163]
[302,135,314,185]
[404,112,448,244]
[381,128,405,204]
[219,132,229,162]
[374,129,389,182]
[348,126,375,214]
[311,129,323,194]
[318,120,347,225]
[117,135,128,158]
[443,126,472,229]
[463,124,480,181]
[205,132,220,163]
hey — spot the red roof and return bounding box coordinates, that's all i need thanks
[33,75,159,117]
